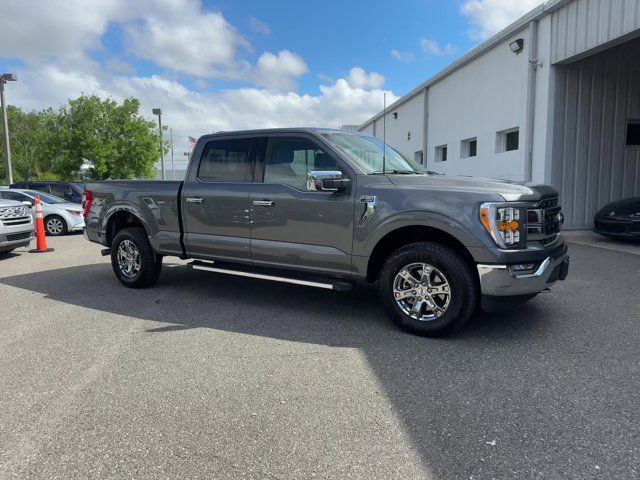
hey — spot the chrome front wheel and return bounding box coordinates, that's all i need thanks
[392,262,452,322]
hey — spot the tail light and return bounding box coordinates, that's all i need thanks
[82,191,93,218]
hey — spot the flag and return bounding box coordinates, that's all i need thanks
[187,136,197,149]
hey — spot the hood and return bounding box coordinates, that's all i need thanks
[0,199,25,207]
[387,174,558,202]
[598,197,640,217]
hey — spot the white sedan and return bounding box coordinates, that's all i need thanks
[0,189,85,236]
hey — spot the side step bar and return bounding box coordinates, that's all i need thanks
[190,260,353,291]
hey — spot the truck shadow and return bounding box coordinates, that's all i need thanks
[2,252,635,479]
[0,262,545,345]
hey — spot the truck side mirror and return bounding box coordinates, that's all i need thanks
[307,171,350,193]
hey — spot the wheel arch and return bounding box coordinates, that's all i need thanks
[366,225,477,282]
[104,209,147,247]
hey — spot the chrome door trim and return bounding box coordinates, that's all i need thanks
[252,200,275,207]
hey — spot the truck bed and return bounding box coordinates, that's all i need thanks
[84,180,185,257]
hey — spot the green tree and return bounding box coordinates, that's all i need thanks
[57,96,161,180]
[0,106,61,183]
[1,95,164,183]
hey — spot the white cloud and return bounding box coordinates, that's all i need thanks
[125,0,248,78]
[0,0,396,137]
[390,49,415,63]
[345,67,385,90]
[0,0,131,59]
[249,17,271,35]
[253,50,308,91]
[420,39,458,56]
[8,64,396,134]
[460,0,544,40]
[106,58,135,75]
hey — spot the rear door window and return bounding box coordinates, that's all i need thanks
[0,191,29,202]
[197,138,254,182]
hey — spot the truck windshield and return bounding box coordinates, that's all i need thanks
[321,133,423,174]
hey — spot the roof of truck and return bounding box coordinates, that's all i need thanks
[203,127,369,138]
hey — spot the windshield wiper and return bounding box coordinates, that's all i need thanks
[370,169,421,175]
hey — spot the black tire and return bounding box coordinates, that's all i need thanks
[111,227,162,288]
[379,242,479,337]
[45,215,68,236]
[0,249,15,258]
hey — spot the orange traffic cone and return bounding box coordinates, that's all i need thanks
[29,195,54,253]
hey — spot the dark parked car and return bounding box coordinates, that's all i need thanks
[594,197,640,241]
[10,181,84,204]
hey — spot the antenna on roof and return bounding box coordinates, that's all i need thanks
[382,92,387,175]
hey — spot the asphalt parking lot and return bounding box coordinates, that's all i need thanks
[1,234,638,479]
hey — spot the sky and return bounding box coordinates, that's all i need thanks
[0,0,542,168]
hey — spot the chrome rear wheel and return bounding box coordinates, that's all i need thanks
[117,239,141,279]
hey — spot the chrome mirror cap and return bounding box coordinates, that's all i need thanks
[307,170,348,192]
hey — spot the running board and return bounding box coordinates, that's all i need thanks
[190,260,352,291]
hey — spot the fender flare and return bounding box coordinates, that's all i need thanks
[358,210,481,259]
[102,204,151,245]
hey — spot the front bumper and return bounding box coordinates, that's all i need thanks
[593,218,640,240]
[70,221,86,231]
[0,229,35,251]
[477,249,570,296]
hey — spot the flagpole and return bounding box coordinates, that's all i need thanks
[170,128,175,180]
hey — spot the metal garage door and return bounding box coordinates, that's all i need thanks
[551,36,640,229]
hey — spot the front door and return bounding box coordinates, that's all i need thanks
[250,135,355,278]
[182,136,256,262]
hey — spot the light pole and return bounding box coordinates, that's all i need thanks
[152,108,164,180]
[1,73,17,185]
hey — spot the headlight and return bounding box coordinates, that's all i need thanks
[479,203,526,249]
[66,209,83,216]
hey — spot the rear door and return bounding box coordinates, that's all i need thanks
[250,134,356,277]
[182,136,256,262]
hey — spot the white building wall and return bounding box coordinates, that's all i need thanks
[532,14,555,184]
[426,31,531,181]
[371,90,425,162]
[360,123,374,136]
[550,0,640,63]
[356,0,639,185]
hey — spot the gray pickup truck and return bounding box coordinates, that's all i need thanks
[84,128,569,336]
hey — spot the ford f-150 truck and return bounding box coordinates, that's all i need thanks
[84,128,569,336]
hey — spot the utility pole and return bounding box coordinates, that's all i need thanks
[1,73,17,185]
[152,108,165,180]
[170,127,175,180]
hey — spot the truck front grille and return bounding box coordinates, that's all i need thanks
[526,196,562,245]
[0,206,32,226]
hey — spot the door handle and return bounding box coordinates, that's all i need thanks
[186,197,204,204]
[253,200,275,207]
